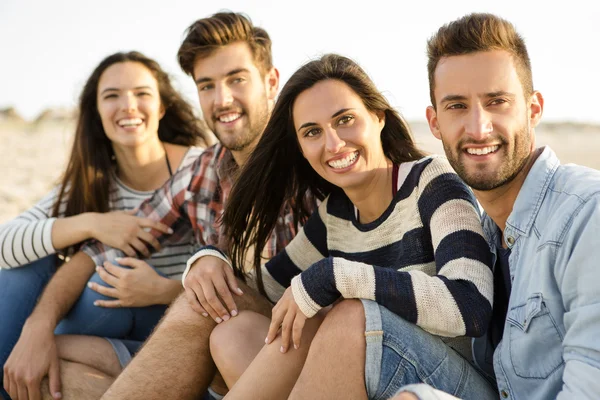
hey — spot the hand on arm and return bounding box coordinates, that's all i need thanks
[3,251,96,400]
[183,254,243,323]
[89,257,183,307]
[52,210,173,257]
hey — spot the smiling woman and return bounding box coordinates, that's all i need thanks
[0,51,211,399]
[212,54,496,399]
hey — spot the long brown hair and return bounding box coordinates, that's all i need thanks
[223,53,425,296]
[52,51,210,220]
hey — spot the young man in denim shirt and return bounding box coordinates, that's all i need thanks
[393,12,600,400]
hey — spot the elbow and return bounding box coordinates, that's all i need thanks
[464,299,492,338]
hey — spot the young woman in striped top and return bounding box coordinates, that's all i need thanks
[0,51,211,399]
[196,54,496,399]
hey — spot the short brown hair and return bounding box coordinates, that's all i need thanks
[427,13,533,107]
[177,12,273,77]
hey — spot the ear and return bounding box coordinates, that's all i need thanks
[376,110,386,131]
[426,106,441,140]
[529,91,544,128]
[159,103,166,120]
[265,67,280,101]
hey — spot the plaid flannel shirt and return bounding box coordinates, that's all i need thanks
[82,143,301,278]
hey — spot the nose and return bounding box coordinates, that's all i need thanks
[325,127,346,154]
[214,83,233,108]
[465,104,493,140]
[121,93,137,112]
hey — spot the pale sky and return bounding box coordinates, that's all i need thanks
[1,0,599,123]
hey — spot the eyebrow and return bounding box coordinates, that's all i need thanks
[195,68,251,85]
[298,108,354,131]
[100,86,154,95]
[440,91,516,104]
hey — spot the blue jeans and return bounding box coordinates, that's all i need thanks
[361,300,497,400]
[0,256,167,399]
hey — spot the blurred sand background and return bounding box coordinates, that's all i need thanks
[1,106,599,224]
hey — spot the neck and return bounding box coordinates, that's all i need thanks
[113,137,170,191]
[346,160,394,224]
[230,134,261,168]
[474,148,541,235]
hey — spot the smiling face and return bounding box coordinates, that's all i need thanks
[427,50,543,191]
[96,61,164,149]
[293,79,387,192]
[193,41,278,153]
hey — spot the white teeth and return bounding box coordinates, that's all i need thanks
[218,113,241,123]
[466,145,499,155]
[328,152,358,169]
[118,118,143,127]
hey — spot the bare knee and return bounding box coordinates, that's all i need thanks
[315,300,365,345]
[210,311,268,366]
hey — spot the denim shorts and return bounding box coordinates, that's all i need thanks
[361,300,497,400]
[104,338,144,368]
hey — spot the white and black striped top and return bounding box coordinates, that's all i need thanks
[0,147,204,279]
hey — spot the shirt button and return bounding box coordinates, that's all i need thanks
[501,389,509,398]
[506,236,515,245]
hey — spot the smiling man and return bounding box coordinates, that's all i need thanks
[392,12,600,400]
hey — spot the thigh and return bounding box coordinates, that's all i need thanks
[0,256,57,366]
[56,334,122,377]
[129,303,168,341]
[362,300,497,400]
[55,272,134,337]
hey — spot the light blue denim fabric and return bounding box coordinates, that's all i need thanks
[478,146,600,400]
[361,300,496,400]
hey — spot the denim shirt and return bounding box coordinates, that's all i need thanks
[481,146,600,399]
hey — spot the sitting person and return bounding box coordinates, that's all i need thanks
[204,53,497,399]
[1,50,211,400]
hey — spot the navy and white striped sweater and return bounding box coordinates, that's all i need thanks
[198,156,494,337]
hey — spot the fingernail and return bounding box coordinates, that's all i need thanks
[168,228,174,234]
[202,312,208,317]
[265,337,269,344]
[237,288,244,294]
[54,392,62,399]
[96,266,101,271]
[87,282,93,288]
[222,314,230,322]
[115,257,122,261]
[94,301,99,306]
[215,317,223,324]
[294,344,299,350]
[231,309,238,317]
[280,346,285,353]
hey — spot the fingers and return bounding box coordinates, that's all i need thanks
[121,244,137,257]
[93,299,124,308]
[114,257,149,269]
[87,281,119,299]
[138,218,173,235]
[201,283,230,323]
[279,309,296,353]
[223,266,244,296]
[128,238,151,258]
[48,357,62,399]
[292,315,306,351]
[136,230,162,252]
[184,287,208,316]
[212,277,238,318]
[102,261,125,278]
[266,305,284,345]
[96,265,119,287]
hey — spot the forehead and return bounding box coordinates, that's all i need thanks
[98,62,157,90]
[293,79,364,126]
[433,50,522,101]
[192,41,260,80]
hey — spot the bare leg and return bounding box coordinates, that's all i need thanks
[210,311,270,387]
[101,281,271,400]
[221,310,325,400]
[289,299,367,400]
[56,335,122,377]
[40,360,113,400]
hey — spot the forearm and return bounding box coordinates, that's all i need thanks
[51,213,96,250]
[28,251,96,327]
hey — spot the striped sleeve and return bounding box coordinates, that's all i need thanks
[261,201,330,295]
[292,158,493,337]
[0,188,60,268]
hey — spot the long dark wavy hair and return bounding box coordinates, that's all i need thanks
[52,51,210,222]
[223,53,426,295]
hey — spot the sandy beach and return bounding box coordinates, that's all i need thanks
[1,118,599,224]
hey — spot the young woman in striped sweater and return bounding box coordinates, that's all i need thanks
[193,54,496,399]
[0,51,211,399]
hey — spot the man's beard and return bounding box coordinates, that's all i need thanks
[212,101,270,153]
[442,121,532,191]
